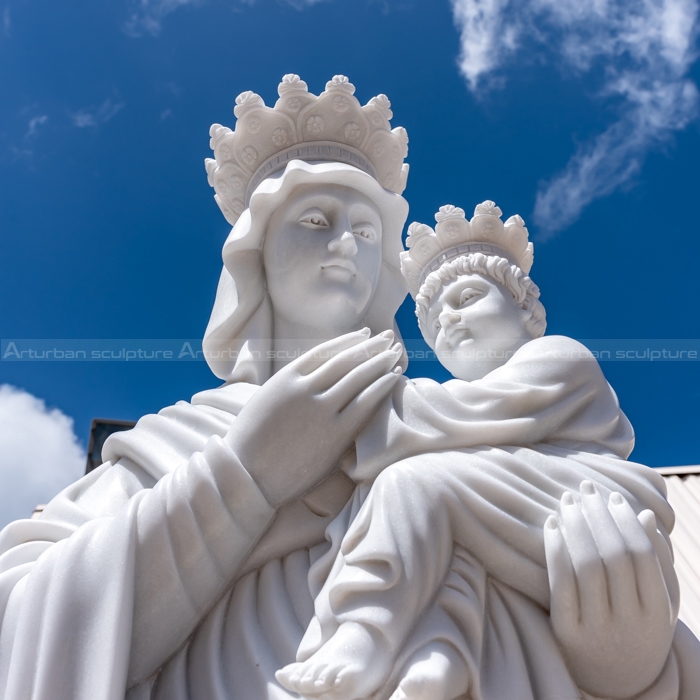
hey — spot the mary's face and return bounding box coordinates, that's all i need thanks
[263,183,383,332]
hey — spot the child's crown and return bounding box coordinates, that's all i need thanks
[400,200,534,298]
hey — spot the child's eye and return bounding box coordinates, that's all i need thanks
[459,290,479,306]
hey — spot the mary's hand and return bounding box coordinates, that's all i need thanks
[544,481,679,699]
[225,328,403,508]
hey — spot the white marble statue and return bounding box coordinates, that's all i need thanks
[0,75,698,700]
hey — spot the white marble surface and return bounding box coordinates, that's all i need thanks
[0,78,698,700]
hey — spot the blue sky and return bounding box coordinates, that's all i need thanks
[1,0,699,522]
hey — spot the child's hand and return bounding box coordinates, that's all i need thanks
[544,481,678,698]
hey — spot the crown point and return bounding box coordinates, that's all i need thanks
[474,200,502,218]
[435,205,466,223]
[326,75,355,94]
[204,158,216,186]
[392,126,409,149]
[367,94,392,121]
[209,123,230,141]
[406,222,433,248]
[233,91,265,118]
[209,124,232,151]
[279,74,308,96]
[400,163,410,190]
[505,214,526,228]
[234,91,260,106]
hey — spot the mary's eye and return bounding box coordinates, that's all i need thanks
[353,225,377,241]
[299,213,328,227]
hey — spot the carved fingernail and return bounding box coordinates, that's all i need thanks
[380,329,394,340]
[546,515,558,530]
[393,366,404,375]
[561,491,575,506]
[360,327,371,336]
[580,480,595,496]
[391,342,402,353]
[610,492,624,506]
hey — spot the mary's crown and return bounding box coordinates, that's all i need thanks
[205,74,410,226]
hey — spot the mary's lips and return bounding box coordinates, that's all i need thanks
[321,259,357,275]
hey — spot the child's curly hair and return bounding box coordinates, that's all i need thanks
[415,252,547,347]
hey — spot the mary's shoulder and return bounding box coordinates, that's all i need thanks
[102,383,254,483]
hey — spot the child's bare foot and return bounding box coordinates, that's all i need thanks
[276,621,391,699]
[389,642,469,700]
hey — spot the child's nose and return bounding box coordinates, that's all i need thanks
[439,311,462,328]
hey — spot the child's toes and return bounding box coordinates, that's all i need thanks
[313,664,342,693]
[275,663,301,691]
[298,664,324,692]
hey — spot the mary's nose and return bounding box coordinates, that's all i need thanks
[327,230,358,257]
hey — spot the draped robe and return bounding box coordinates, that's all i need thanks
[0,335,698,700]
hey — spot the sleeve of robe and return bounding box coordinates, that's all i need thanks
[0,434,276,700]
[352,334,635,481]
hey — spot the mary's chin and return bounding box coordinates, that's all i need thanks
[297,291,375,330]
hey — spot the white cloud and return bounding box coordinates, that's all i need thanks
[0,385,85,530]
[71,97,125,128]
[25,114,48,139]
[451,0,700,237]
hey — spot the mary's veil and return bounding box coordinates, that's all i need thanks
[202,159,409,385]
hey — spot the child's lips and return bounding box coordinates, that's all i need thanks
[445,324,470,345]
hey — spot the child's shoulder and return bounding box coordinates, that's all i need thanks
[511,335,597,362]
[504,335,607,387]
[439,335,604,391]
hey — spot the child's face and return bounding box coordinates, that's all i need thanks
[427,272,531,380]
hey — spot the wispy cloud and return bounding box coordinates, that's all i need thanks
[25,114,48,139]
[284,0,329,8]
[2,6,10,38]
[71,97,125,128]
[0,385,84,530]
[451,0,700,238]
[124,0,203,36]
[161,81,182,97]
[123,0,328,37]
